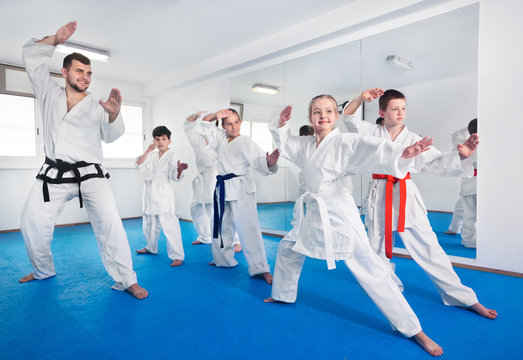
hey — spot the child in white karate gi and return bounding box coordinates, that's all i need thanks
[266,95,443,356]
[343,88,495,319]
[445,126,469,235]
[184,112,242,252]
[200,108,279,284]
[135,126,188,267]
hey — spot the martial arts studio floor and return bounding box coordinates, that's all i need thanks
[1,204,520,359]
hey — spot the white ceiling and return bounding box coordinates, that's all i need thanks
[0,0,353,87]
[230,4,479,107]
[0,1,478,99]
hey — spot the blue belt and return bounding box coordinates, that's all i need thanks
[213,173,238,248]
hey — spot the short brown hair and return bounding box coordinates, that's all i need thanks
[63,52,91,69]
[379,89,405,111]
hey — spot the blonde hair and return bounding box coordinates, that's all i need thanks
[308,94,338,123]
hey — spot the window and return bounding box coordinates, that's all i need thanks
[0,94,36,157]
[240,121,274,153]
[102,104,144,159]
[0,63,147,168]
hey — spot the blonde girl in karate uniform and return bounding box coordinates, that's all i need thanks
[266,95,443,357]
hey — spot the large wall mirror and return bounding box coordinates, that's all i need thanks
[229,3,479,260]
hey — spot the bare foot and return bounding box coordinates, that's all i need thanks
[209,262,216,266]
[263,298,281,303]
[262,272,273,284]
[413,331,443,357]
[136,248,154,255]
[470,302,497,319]
[192,240,203,245]
[125,283,148,299]
[444,230,457,235]
[234,243,242,253]
[19,273,35,283]
[170,259,183,267]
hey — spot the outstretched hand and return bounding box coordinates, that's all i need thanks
[361,88,384,102]
[457,133,479,160]
[402,137,433,158]
[99,88,122,122]
[279,106,293,127]
[266,149,280,168]
[56,21,77,44]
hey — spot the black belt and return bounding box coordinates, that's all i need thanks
[213,173,238,248]
[36,157,110,208]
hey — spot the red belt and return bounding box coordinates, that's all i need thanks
[372,173,411,259]
[474,169,477,176]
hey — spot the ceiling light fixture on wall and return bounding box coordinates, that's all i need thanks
[56,42,111,62]
[251,84,279,95]
[386,55,413,71]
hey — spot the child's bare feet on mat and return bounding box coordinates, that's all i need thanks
[470,302,497,319]
[19,273,35,283]
[126,284,148,299]
[234,243,242,252]
[136,248,154,254]
[192,240,204,245]
[264,297,286,303]
[414,331,443,357]
[261,272,273,284]
[170,259,183,267]
[444,230,457,235]
[209,261,216,266]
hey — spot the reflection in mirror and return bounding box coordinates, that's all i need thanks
[359,4,479,259]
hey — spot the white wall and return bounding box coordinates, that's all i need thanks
[476,0,523,272]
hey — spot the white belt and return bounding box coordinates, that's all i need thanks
[294,191,336,270]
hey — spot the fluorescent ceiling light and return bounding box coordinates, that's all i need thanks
[386,55,413,71]
[251,84,279,95]
[56,42,111,62]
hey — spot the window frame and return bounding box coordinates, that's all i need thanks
[0,63,147,169]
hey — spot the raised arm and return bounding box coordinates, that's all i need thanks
[342,88,384,116]
[136,144,156,166]
[37,21,77,46]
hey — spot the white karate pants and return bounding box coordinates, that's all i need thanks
[20,178,137,290]
[190,202,239,245]
[211,193,270,276]
[460,195,477,248]
[448,198,464,233]
[190,202,213,244]
[271,232,422,337]
[143,212,184,261]
[368,216,478,307]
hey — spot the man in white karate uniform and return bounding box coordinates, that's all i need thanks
[19,21,147,299]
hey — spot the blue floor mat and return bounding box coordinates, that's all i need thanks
[257,203,475,259]
[0,218,519,360]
